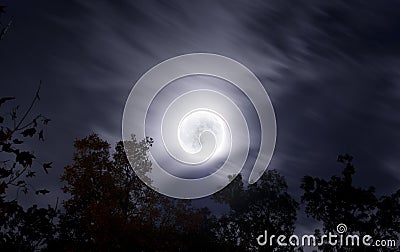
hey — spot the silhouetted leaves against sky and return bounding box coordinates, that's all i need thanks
[15,151,35,167]
[0,97,14,107]
[213,171,299,251]
[21,128,36,137]
[0,93,55,250]
[301,154,400,251]
[42,162,52,174]
[35,189,50,195]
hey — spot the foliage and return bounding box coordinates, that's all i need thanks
[213,171,299,251]
[53,134,215,251]
[301,154,400,251]
[0,89,56,250]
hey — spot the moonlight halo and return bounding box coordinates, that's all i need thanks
[122,53,276,199]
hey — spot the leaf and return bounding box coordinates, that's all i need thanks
[16,180,25,186]
[0,168,12,178]
[13,138,23,144]
[35,189,50,195]
[42,162,53,174]
[21,128,36,137]
[0,97,14,107]
[38,129,44,141]
[16,151,35,167]
[1,142,14,153]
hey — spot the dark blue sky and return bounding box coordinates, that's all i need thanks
[1,0,399,235]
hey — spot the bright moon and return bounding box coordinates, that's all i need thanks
[178,110,226,155]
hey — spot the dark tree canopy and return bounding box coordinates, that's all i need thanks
[53,134,216,251]
[213,171,299,251]
[301,154,400,251]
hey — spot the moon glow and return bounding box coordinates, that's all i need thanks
[122,53,277,199]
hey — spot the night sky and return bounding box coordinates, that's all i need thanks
[1,0,400,236]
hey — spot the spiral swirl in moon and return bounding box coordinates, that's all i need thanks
[122,53,276,199]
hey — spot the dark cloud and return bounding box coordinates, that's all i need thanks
[234,1,400,237]
[229,0,400,190]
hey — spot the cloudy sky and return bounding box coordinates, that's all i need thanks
[1,0,400,234]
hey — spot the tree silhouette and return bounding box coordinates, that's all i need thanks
[213,171,299,251]
[0,89,56,250]
[53,134,217,251]
[301,154,400,251]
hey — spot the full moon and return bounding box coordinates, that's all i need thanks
[178,110,227,155]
